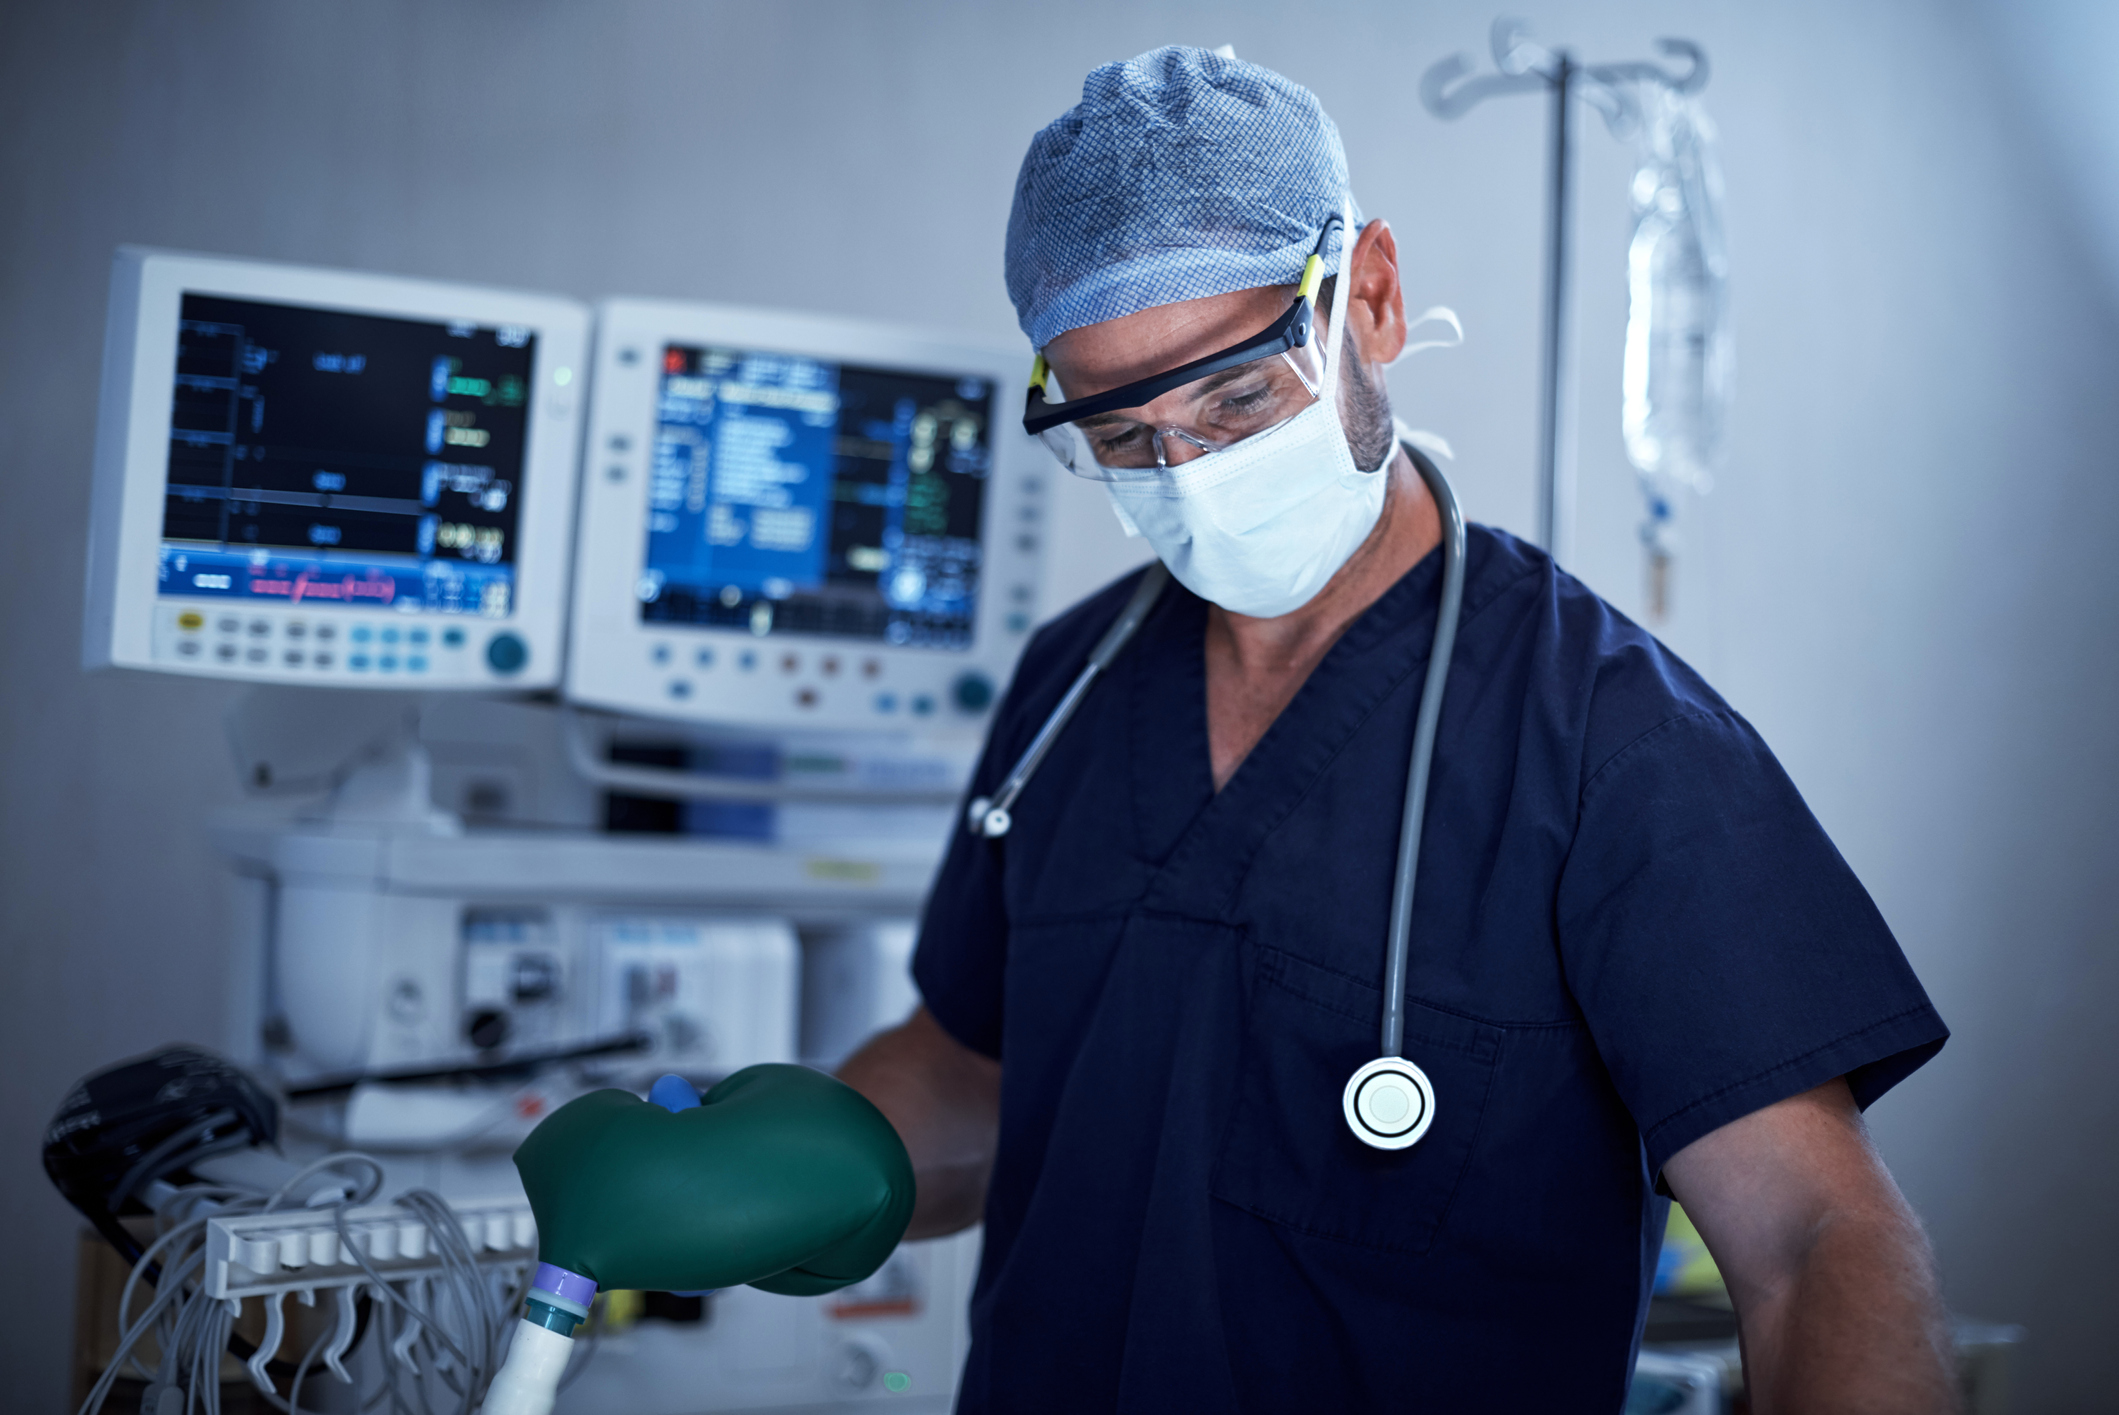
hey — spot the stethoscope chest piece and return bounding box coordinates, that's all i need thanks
[1343,1056,1436,1151]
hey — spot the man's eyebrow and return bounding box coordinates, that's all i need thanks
[1188,367,1252,398]
[1075,365,1257,428]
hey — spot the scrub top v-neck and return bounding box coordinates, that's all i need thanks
[914,525,1946,1414]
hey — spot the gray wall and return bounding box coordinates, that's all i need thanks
[4,1,2114,1408]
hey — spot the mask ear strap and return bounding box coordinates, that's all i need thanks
[1321,193,1358,399]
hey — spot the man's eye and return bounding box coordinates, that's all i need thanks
[1092,425,1149,452]
[1205,385,1277,425]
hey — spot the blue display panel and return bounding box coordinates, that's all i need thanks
[639,345,992,648]
[159,293,536,616]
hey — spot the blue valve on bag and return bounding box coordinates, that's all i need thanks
[649,1074,702,1113]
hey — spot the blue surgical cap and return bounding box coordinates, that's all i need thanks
[1005,46,1364,350]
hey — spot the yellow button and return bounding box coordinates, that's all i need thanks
[177,612,204,631]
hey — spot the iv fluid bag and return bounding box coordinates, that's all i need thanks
[1623,88,1731,493]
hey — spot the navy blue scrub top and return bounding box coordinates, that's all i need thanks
[914,526,1946,1414]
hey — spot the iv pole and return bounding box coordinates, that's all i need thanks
[1420,20,1708,569]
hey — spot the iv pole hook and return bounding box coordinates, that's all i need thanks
[1416,19,1711,568]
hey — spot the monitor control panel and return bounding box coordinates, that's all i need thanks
[153,604,531,680]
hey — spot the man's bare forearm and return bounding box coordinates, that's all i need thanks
[1667,1079,1957,1414]
[838,1006,1001,1239]
[1737,1198,1957,1412]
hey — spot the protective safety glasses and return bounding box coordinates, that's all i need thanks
[1023,216,1344,483]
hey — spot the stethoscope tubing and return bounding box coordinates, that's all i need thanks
[967,561,1171,838]
[1382,445,1466,1059]
[967,440,1467,1074]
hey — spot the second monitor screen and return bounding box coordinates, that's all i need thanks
[639,345,993,649]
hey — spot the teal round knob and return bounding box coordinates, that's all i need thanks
[486,631,529,675]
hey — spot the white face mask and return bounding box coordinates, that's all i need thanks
[1104,197,1386,619]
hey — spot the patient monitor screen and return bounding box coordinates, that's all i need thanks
[161,294,536,616]
[639,345,993,649]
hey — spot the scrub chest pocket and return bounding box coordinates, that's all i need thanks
[1211,946,1501,1254]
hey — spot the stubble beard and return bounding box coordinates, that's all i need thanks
[1339,347,1395,473]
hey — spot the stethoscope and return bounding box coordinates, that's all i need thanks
[966,439,1467,1151]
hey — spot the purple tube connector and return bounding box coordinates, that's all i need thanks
[531,1263,596,1309]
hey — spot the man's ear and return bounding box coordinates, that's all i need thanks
[1346,220,1408,366]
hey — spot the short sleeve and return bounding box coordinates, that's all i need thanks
[1558,711,1948,1176]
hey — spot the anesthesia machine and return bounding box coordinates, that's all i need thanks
[70,246,1046,1412]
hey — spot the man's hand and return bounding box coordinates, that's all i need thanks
[838,1006,1001,1240]
[1664,1078,1958,1413]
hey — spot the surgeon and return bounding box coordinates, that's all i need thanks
[841,47,1956,1413]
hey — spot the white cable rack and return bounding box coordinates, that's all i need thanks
[204,1196,536,1301]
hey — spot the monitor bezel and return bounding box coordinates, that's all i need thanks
[83,246,590,689]
[567,298,1044,734]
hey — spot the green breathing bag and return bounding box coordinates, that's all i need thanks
[512,1064,915,1296]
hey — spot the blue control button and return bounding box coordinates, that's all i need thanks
[351,626,373,644]
[912,694,936,716]
[378,655,399,672]
[409,628,430,646]
[669,680,692,699]
[486,632,529,675]
[695,648,715,668]
[652,644,671,665]
[738,651,757,671]
[380,627,401,645]
[875,693,899,714]
[407,656,428,673]
[953,671,995,712]
[442,627,465,648]
[1007,613,1031,633]
[349,654,371,671]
